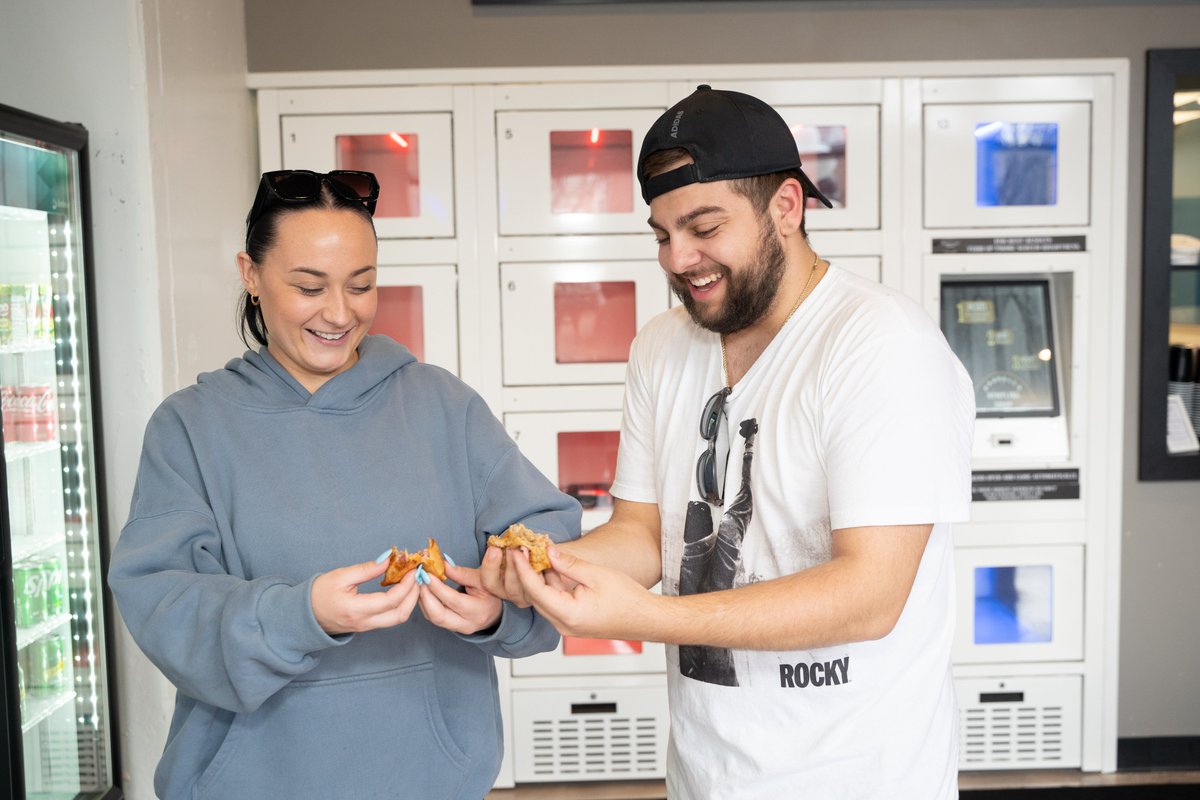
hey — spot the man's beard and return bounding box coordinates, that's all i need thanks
[670,219,787,335]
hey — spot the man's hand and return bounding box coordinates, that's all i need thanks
[479,544,581,608]
[509,546,660,641]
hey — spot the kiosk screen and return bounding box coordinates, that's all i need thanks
[941,279,1060,417]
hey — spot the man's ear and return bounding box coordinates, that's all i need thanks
[772,177,807,237]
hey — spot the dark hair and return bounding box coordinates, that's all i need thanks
[640,147,809,237]
[237,184,377,348]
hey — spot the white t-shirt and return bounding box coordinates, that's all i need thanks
[610,266,975,799]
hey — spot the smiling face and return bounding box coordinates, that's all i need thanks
[236,207,378,394]
[648,179,789,336]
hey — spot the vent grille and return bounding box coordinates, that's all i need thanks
[956,675,1082,771]
[961,704,1065,766]
[529,715,661,778]
[513,685,669,782]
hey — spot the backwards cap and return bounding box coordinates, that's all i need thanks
[637,84,833,208]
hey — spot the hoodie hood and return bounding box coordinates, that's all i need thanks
[198,335,418,412]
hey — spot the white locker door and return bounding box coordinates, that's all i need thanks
[506,409,621,532]
[496,109,662,235]
[773,104,881,230]
[501,261,668,386]
[370,264,458,375]
[505,409,667,677]
[953,544,1084,664]
[924,102,1091,228]
[282,113,455,239]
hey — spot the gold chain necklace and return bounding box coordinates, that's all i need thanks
[720,252,822,388]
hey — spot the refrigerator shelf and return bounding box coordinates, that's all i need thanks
[20,690,77,735]
[15,612,72,652]
[4,440,60,463]
[10,529,67,564]
[0,342,55,356]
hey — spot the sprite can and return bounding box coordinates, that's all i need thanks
[31,634,67,695]
[13,561,44,628]
[39,556,64,618]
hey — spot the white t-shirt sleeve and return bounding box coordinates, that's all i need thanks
[819,295,975,530]
[610,330,659,504]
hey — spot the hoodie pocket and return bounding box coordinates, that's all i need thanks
[194,662,471,799]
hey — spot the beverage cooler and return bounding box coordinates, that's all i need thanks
[0,105,121,799]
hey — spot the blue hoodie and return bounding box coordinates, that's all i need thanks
[109,336,581,799]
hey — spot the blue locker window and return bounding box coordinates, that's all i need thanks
[974,122,1059,207]
[974,565,1053,644]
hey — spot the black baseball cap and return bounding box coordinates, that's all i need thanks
[637,84,833,209]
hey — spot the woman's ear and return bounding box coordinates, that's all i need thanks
[236,251,258,297]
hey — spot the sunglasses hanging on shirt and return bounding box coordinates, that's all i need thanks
[696,386,732,506]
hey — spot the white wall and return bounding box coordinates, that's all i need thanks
[1,1,254,797]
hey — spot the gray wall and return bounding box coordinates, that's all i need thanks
[244,0,1200,740]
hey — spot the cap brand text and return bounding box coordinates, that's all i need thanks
[670,110,684,138]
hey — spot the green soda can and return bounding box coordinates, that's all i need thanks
[39,556,64,618]
[13,561,44,628]
[32,634,67,695]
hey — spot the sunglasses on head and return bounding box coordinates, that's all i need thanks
[245,169,380,236]
[696,386,732,506]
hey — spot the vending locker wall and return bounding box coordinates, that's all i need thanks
[906,74,1126,772]
[253,58,1127,785]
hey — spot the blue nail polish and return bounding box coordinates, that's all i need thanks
[375,549,392,564]
[415,565,428,585]
[444,553,456,567]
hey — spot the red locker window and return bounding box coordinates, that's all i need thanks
[549,129,634,215]
[553,281,637,364]
[557,430,619,509]
[370,285,424,361]
[336,133,420,218]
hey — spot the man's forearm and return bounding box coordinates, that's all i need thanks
[613,524,932,651]
[558,502,662,589]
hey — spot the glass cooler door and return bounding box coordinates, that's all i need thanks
[0,105,119,799]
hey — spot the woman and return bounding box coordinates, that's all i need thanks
[108,170,581,799]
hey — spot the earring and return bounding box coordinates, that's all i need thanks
[249,294,260,307]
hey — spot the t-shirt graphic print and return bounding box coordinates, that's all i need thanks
[678,418,758,686]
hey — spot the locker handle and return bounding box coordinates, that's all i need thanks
[571,702,617,714]
[979,691,1025,703]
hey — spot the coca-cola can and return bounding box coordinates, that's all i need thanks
[15,385,56,443]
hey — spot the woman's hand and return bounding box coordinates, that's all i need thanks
[311,559,420,635]
[417,563,503,635]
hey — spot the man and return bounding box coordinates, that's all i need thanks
[482,85,975,798]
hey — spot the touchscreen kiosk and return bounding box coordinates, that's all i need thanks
[941,278,1070,461]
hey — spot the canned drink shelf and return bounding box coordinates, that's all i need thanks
[15,611,72,652]
[19,689,77,734]
[0,341,55,356]
[3,438,60,462]
[10,528,67,564]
